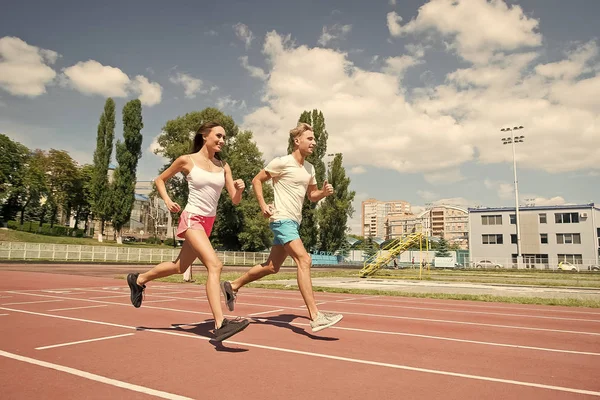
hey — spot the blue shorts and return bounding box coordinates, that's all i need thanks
[270,219,300,246]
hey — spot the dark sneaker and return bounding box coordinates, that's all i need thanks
[213,317,250,342]
[127,273,145,308]
[220,281,237,311]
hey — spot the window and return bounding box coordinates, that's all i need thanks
[557,254,583,264]
[556,233,581,244]
[555,212,579,224]
[510,234,517,244]
[482,234,503,244]
[481,215,502,225]
[539,213,547,224]
[509,214,516,224]
[540,234,548,244]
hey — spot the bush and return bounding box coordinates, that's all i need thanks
[145,236,162,245]
[163,238,177,247]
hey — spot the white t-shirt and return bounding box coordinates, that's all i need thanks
[265,154,317,223]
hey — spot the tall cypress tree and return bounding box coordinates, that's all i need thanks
[318,153,355,252]
[91,98,115,242]
[111,100,143,243]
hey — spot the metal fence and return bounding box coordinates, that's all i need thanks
[0,241,296,267]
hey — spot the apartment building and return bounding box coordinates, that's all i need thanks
[385,205,468,248]
[468,203,600,269]
[362,199,411,238]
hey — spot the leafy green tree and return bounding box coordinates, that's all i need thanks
[0,134,29,222]
[46,149,79,227]
[72,164,94,233]
[16,150,48,225]
[111,100,143,243]
[91,98,115,241]
[318,153,356,252]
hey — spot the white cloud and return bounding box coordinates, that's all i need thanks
[0,36,58,97]
[484,179,514,200]
[535,41,598,80]
[318,24,352,46]
[239,56,268,80]
[386,11,403,37]
[350,166,366,174]
[205,30,218,37]
[523,196,569,207]
[242,5,600,179]
[383,54,423,77]
[169,72,203,98]
[389,0,397,5]
[433,197,475,208]
[424,169,465,184]
[417,190,437,201]
[234,23,255,50]
[62,60,130,97]
[62,60,162,106]
[217,96,246,110]
[391,0,542,63]
[131,75,162,107]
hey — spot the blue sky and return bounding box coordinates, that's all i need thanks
[1,0,599,234]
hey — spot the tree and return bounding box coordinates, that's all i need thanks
[0,134,29,222]
[111,100,143,243]
[15,150,48,225]
[45,149,79,227]
[91,98,115,241]
[363,236,378,259]
[153,108,239,246]
[435,236,451,257]
[212,130,273,251]
[72,164,94,233]
[318,153,356,252]
[287,110,329,251]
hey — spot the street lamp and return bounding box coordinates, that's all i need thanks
[501,126,525,268]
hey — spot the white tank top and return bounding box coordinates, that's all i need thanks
[184,155,225,217]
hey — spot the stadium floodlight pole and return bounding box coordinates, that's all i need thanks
[501,126,525,269]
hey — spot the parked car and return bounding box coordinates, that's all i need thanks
[557,261,579,272]
[590,265,600,271]
[476,260,503,269]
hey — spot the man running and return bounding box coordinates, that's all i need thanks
[221,122,343,332]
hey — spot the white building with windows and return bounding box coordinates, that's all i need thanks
[468,204,600,270]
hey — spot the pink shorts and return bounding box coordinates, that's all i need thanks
[176,211,216,239]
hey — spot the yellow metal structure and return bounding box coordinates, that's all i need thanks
[359,231,426,278]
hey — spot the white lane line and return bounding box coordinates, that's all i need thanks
[2,299,64,306]
[0,313,8,316]
[48,305,109,312]
[251,317,600,357]
[142,299,178,304]
[89,294,129,300]
[36,333,135,350]
[0,350,194,400]
[248,309,285,316]
[3,306,599,396]
[334,301,600,323]
[6,291,600,337]
[323,309,600,337]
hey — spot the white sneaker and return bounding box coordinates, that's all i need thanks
[310,312,343,332]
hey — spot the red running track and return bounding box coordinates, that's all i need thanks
[0,270,599,399]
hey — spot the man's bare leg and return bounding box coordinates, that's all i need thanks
[230,245,288,291]
[283,239,319,320]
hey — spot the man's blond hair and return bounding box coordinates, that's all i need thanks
[289,122,313,140]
